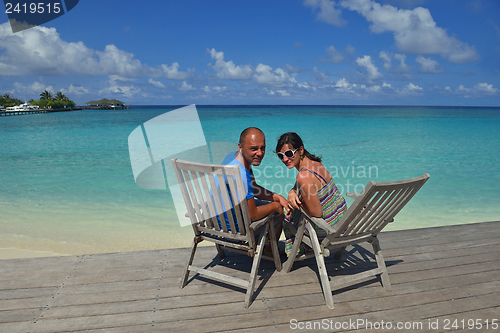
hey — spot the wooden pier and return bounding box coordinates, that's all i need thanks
[1,221,499,332]
[0,108,81,117]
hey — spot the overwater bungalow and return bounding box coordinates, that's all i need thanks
[84,98,130,110]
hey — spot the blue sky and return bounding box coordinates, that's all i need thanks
[1,0,499,106]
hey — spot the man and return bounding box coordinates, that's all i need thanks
[221,127,289,246]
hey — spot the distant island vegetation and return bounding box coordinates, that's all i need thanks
[0,90,76,109]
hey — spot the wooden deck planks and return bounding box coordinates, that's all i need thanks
[0,221,499,332]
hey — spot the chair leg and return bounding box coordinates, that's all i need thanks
[245,223,268,308]
[268,217,281,272]
[215,244,225,259]
[179,237,199,289]
[282,217,306,273]
[371,238,391,291]
[307,221,334,309]
[334,247,346,260]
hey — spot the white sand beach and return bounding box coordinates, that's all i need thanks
[0,248,67,260]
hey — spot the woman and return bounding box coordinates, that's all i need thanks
[275,132,347,256]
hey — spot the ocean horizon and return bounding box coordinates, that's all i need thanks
[1,105,499,255]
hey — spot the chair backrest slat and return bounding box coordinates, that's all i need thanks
[372,184,418,231]
[216,173,237,233]
[359,189,399,234]
[345,190,385,236]
[172,163,200,234]
[181,169,205,227]
[324,174,429,245]
[172,158,253,241]
[190,171,210,221]
[226,172,246,235]
[206,172,224,231]
[198,172,218,229]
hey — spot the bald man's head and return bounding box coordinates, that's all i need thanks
[238,127,266,168]
[239,127,265,145]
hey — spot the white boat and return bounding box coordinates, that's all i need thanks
[5,102,39,111]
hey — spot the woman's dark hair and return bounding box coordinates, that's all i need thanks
[275,132,322,162]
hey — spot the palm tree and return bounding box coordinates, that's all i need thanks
[55,91,67,101]
[3,94,11,103]
[40,90,53,100]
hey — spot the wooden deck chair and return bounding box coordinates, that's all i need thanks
[282,174,430,309]
[171,158,281,308]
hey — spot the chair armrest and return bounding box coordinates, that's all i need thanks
[300,208,337,234]
[346,192,360,200]
[249,214,274,231]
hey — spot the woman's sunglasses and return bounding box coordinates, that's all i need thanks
[277,148,299,160]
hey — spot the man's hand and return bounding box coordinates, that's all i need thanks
[273,201,284,216]
[275,194,290,213]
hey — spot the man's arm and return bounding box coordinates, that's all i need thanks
[247,196,282,221]
[253,181,290,213]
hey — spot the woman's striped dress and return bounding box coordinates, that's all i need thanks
[283,169,347,256]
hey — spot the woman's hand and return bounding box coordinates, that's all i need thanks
[287,189,302,210]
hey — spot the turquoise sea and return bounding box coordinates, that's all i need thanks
[1,105,499,255]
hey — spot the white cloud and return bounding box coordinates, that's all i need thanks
[404,82,423,92]
[360,82,396,93]
[148,78,166,88]
[304,0,347,27]
[96,44,145,77]
[0,23,191,79]
[203,85,227,93]
[313,67,330,84]
[379,51,392,70]
[0,23,99,75]
[208,48,253,80]
[68,84,89,95]
[254,64,294,86]
[452,83,498,97]
[362,84,382,92]
[394,54,410,73]
[339,0,479,63]
[276,90,291,96]
[297,81,311,89]
[100,75,140,98]
[416,56,445,73]
[334,78,357,94]
[321,45,344,63]
[284,64,305,74]
[335,78,351,89]
[159,62,191,80]
[487,19,500,38]
[179,81,195,91]
[474,83,498,94]
[13,81,51,94]
[13,82,89,97]
[356,55,383,81]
